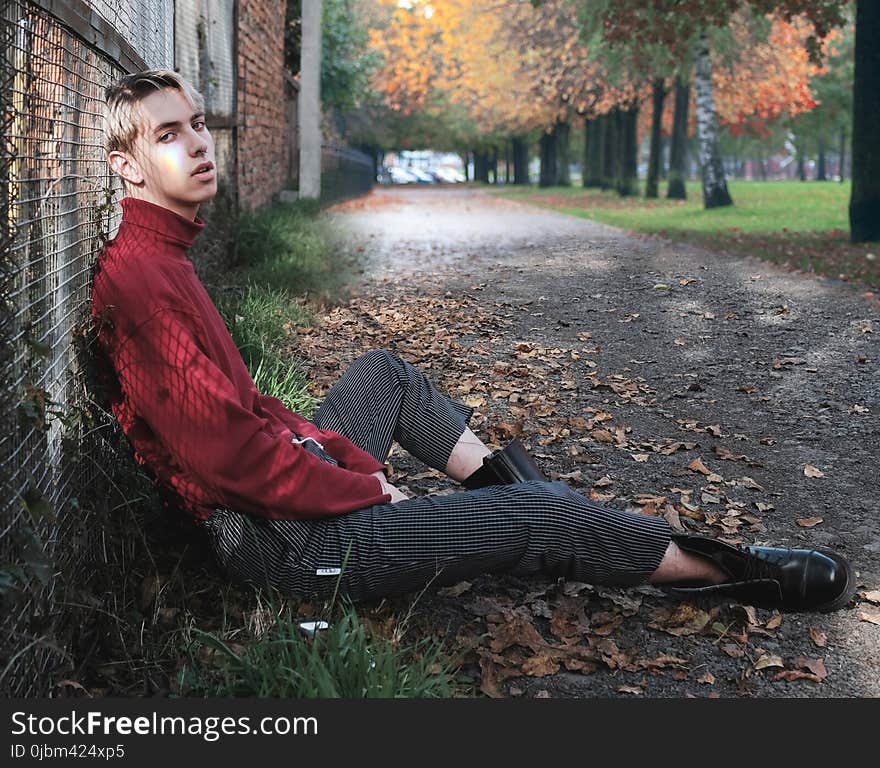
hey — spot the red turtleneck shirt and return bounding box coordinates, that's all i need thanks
[91,197,390,521]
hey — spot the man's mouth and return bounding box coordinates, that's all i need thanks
[192,161,215,176]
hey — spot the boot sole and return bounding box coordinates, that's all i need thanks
[665,550,856,613]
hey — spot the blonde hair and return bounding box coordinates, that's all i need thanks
[103,69,205,155]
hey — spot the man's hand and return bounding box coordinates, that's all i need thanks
[371,470,409,503]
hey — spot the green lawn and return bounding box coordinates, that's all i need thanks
[495,181,879,289]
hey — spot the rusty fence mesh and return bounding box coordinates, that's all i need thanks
[321,144,374,206]
[0,0,179,697]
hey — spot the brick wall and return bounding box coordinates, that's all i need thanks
[236,0,290,210]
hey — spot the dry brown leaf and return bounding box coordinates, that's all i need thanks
[591,428,615,443]
[721,643,745,658]
[754,653,785,670]
[648,604,712,637]
[688,457,713,475]
[714,446,746,461]
[488,616,545,653]
[593,475,614,488]
[697,672,716,685]
[773,670,822,683]
[617,685,644,695]
[809,628,827,647]
[521,652,561,677]
[632,453,650,462]
[803,464,825,478]
[765,613,783,631]
[796,516,824,528]
[437,581,472,598]
[794,656,827,680]
[859,590,880,604]
[857,609,880,625]
[663,504,685,532]
[642,654,689,670]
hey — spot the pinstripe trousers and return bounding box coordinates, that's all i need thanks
[205,350,672,601]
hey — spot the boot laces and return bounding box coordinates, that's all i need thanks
[739,546,784,583]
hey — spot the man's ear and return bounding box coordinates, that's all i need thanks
[108,149,144,186]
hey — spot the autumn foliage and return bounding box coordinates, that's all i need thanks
[361,0,841,149]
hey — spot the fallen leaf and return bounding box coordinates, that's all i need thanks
[754,653,785,671]
[631,453,649,462]
[438,581,472,598]
[648,604,712,637]
[642,655,689,670]
[674,337,686,346]
[697,672,716,685]
[857,610,880,625]
[794,657,827,680]
[765,613,783,631]
[721,643,745,658]
[809,628,827,647]
[663,504,685,532]
[521,652,561,677]
[803,464,825,478]
[617,685,644,695]
[774,669,823,683]
[796,516,824,528]
[688,457,712,475]
[859,590,880,604]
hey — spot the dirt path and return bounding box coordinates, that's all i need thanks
[318,186,880,698]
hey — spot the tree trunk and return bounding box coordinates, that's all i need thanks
[512,136,529,184]
[602,109,618,190]
[488,150,497,184]
[817,136,827,180]
[474,151,490,183]
[539,130,558,187]
[797,141,806,181]
[554,120,571,186]
[850,0,880,240]
[584,117,603,187]
[617,104,639,197]
[667,73,689,200]
[462,152,470,182]
[693,32,733,208]
[839,128,846,182]
[645,77,665,198]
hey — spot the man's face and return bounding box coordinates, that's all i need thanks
[115,87,217,218]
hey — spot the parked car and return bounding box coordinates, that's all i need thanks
[432,166,466,183]
[387,166,419,184]
[407,167,437,184]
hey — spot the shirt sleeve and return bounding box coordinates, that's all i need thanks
[112,308,390,520]
[255,392,387,475]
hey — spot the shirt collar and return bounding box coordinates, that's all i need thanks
[119,197,205,249]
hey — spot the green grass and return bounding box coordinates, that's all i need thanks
[496,181,879,288]
[178,598,456,698]
[233,199,351,298]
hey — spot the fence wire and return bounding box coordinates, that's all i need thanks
[0,0,174,697]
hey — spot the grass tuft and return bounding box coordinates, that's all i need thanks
[178,598,455,698]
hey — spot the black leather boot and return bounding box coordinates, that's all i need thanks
[462,439,549,489]
[667,534,855,613]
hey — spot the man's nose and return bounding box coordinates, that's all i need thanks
[188,127,210,155]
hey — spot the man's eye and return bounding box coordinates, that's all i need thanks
[159,132,174,142]
[193,121,206,130]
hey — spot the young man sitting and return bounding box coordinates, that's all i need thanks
[90,70,854,614]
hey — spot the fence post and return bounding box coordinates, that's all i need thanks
[299,0,321,199]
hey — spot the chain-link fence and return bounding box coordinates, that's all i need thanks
[321,144,374,206]
[2,0,376,697]
[0,0,177,697]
